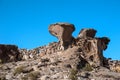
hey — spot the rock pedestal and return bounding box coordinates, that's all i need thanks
[49,23,75,50]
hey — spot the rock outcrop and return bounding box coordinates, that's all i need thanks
[75,37,110,67]
[48,23,110,67]
[0,22,120,80]
[0,44,21,63]
[78,28,97,38]
[49,23,75,50]
[19,23,110,67]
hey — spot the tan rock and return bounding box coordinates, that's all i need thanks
[78,28,97,38]
[49,22,75,50]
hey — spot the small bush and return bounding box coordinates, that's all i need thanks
[82,63,93,71]
[28,71,40,80]
[21,76,28,80]
[0,64,3,70]
[21,71,40,80]
[69,69,78,80]
[14,66,24,75]
[0,59,3,64]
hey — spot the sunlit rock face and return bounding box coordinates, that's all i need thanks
[2,23,120,80]
[48,23,110,67]
[49,23,75,50]
[76,29,110,66]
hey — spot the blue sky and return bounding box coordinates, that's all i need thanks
[0,0,120,60]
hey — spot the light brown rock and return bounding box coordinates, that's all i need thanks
[78,28,97,38]
[49,23,75,50]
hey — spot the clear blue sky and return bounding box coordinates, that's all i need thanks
[0,0,120,60]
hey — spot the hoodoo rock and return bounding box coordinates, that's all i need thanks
[49,24,111,67]
[49,23,75,50]
[75,29,110,66]
[48,25,110,67]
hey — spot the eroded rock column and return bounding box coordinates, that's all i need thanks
[49,23,75,50]
[77,28,110,66]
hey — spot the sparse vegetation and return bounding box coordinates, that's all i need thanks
[21,71,40,80]
[0,77,6,80]
[0,65,3,70]
[28,71,40,80]
[21,76,28,80]
[14,66,25,75]
[0,59,3,64]
[69,69,78,80]
[82,63,93,71]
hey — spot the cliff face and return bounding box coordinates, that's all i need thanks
[0,23,120,80]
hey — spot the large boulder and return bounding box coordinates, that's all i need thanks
[0,44,21,63]
[49,23,75,50]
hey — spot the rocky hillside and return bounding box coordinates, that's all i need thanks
[0,23,120,80]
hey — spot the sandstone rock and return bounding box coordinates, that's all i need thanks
[84,39,105,66]
[22,67,33,73]
[58,46,88,69]
[100,37,110,50]
[0,44,21,63]
[2,65,10,70]
[5,73,13,80]
[78,28,97,38]
[1,23,119,80]
[32,65,39,71]
[40,75,50,80]
[75,37,110,67]
[49,22,75,50]
[22,54,29,60]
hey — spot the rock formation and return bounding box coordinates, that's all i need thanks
[0,44,21,63]
[49,23,75,50]
[78,28,97,38]
[48,23,110,67]
[0,22,120,80]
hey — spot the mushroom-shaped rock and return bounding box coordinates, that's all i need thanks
[49,23,75,50]
[78,28,97,38]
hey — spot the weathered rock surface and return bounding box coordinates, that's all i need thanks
[0,23,120,80]
[78,28,97,38]
[49,23,75,50]
[0,48,120,80]
[74,37,110,66]
[0,44,21,63]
